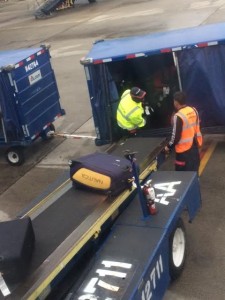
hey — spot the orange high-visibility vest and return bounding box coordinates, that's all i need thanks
[175,106,203,153]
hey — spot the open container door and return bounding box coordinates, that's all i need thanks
[176,45,225,128]
[81,22,225,146]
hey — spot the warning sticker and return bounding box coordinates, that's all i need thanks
[28,69,42,85]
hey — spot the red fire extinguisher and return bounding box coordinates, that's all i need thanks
[142,183,158,215]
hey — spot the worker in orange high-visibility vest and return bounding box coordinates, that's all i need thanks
[164,91,203,172]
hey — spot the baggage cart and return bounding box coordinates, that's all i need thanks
[0,45,65,165]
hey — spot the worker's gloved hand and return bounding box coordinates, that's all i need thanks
[144,106,154,116]
[163,86,170,97]
[164,145,171,154]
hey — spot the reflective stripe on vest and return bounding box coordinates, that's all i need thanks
[175,106,202,153]
[117,106,140,123]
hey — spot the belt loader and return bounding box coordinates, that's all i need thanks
[0,136,201,300]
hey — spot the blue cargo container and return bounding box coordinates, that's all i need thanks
[81,22,225,146]
[0,45,65,165]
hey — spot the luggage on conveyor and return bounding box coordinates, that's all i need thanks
[69,153,133,196]
[0,217,35,285]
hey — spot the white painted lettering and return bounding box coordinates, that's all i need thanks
[78,295,98,300]
[102,260,132,269]
[141,255,164,300]
[84,278,98,294]
[25,60,39,72]
[97,280,119,291]
[153,181,181,205]
[79,259,132,298]
[96,269,126,278]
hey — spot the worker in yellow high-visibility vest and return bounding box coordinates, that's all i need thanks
[116,87,147,134]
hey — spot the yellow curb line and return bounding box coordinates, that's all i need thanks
[199,141,217,176]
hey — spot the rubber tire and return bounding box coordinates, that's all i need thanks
[41,123,55,140]
[169,218,186,280]
[49,123,55,131]
[5,147,25,166]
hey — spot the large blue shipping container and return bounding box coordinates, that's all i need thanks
[81,22,225,145]
[0,45,65,165]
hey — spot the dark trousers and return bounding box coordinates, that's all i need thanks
[175,144,200,172]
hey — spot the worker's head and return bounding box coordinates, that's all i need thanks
[173,91,186,111]
[130,87,146,102]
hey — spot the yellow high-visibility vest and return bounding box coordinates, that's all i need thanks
[175,106,203,153]
[116,90,146,130]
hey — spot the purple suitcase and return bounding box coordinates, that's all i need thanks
[70,153,133,196]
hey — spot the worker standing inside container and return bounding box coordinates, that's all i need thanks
[164,91,203,172]
[116,87,147,135]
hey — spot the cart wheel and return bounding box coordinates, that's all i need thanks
[41,123,55,140]
[6,147,25,166]
[169,218,186,280]
[49,123,55,132]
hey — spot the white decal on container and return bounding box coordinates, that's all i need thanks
[28,69,42,85]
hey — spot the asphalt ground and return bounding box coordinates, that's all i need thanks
[163,134,225,300]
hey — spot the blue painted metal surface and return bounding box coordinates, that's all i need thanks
[0,46,65,147]
[82,22,225,64]
[81,22,225,146]
[72,171,201,300]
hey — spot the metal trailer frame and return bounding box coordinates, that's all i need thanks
[0,45,65,165]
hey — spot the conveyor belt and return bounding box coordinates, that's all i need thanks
[8,137,166,300]
[109,137,168,175]
[28,188,106,273]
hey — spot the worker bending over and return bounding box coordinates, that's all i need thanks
[165,91,203,172]
[116,87,147,134]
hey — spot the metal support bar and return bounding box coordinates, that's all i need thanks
[0,106,8,143]
[0,274,10,297]
[124,151,149,218]
[172,51,183,91]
